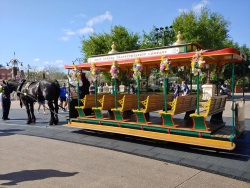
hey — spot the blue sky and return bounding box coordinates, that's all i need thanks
[0,0,249,72]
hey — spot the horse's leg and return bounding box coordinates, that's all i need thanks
[30,102,36,123]
[22,100,31,124]
[47,100,54,125]
[54,99,59,125]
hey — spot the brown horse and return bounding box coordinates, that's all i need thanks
[3,79,60,125]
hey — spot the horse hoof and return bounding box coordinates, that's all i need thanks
[32,119,36,123]
[48,121,53,125]
[27,121,31,124]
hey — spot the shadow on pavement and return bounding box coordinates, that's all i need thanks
[0,169,78,186]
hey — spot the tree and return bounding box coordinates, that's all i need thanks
[81,25,140,62]
[81,25,140,85]
[222,40,250,87]
[172,7,230,50]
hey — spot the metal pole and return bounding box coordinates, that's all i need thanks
[167,78,169,95]
[67,69,71,116]
[115,78,117,109]
[190,74,192,95]
[231,55,235,144]
[77,81,80,107]
[217,63,219,96]
[164,77,167,113]
[242,61,245,98]
[137,77,140,111]
[95,80,97,108]
[146,75,149,94]
[197,72,199,115]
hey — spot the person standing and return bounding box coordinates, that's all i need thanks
[0,86,11,120]
[173,81,180,99]
[60,83,67,112]
[182,81,189,96]
[89,82,95,95]
[37,100,47,114]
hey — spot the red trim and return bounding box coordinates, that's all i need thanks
[82,119,84,123]
[81,109,86,117]
[235,131,245,139]
[192,117,195,129]
[192,117,209,131]
[120,111,124,122]
[167,129,170,134]
[143,113,148,124]
[99,121,101,125]
[199,132,202,138]
[141,125,144,130]
[93,110,97,119]
[118,123,121,127]
[161,114,164,126]
[77,109,79,117]
[134,113,138,123]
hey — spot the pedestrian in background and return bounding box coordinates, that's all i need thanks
[89,82,95,95]
[37,100,47,114]
[60,83,66,112]
[173,81,180,99]
[0,86,11,120]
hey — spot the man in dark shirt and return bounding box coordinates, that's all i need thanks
[182,81,189,96]
[173,81,180,99]
[89,82,95,95]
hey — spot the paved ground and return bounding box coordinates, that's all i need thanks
[0,134,249,188]
[0,93,249,187]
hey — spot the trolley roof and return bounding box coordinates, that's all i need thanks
[65,41,245,71]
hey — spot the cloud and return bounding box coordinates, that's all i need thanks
[77,27,94,35]
[70,20,75,24]
[76,13,87,18]
[44,60,65,68]
[66,31,76,35]
[86,11,112,26]
[33,58,40,62]
[59,36,70,41]
[177,0,209,14]
[192,0,209,13]
[178,9,188,13]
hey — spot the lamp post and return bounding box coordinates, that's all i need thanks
[6,59,24,79]
[72,58,84,64]
[27,64,31,80]
[154,26,174,46]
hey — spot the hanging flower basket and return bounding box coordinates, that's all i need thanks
[211,64,225,79]
[110,60,119,79]
[191,50,206,76]
[132,58,142,79]
[86,63,100,82]
[72,66,81,83]
[159,56,173,78]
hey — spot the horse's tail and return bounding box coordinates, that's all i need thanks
[53,80,61,98]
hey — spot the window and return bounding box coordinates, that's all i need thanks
[2,75,5,80]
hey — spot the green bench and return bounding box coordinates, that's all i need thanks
[92,94,125,119]
[133,94,174,124]
[75,94,104,118]
[190,95,227,131]
[159,95,197,127]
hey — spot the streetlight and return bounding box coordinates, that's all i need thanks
[6,59,24,79]
[27,64,31,80]
[72,58,84,64]
[154,25,174,46]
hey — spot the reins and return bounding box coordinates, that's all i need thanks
[17,91,66,118]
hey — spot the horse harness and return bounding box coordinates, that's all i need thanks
[17,79,40,101]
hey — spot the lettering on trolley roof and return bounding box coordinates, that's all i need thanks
[88,47,179,63]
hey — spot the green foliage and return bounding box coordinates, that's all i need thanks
[0,88,2,93]
[172,7,230,50]
[139,27,175,49]
[81,25,140,62]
